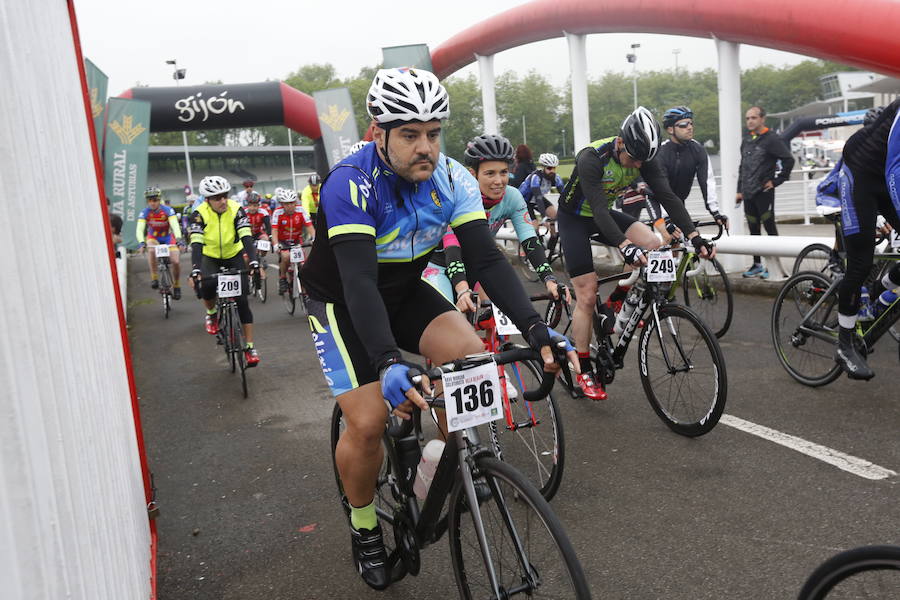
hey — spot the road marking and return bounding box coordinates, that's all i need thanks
[720,415,897,481]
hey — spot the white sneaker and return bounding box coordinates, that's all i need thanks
[504,379,519,400]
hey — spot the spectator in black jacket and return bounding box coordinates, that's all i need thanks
[512,144,535,184]
[736,106,794,278]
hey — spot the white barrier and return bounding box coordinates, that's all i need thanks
[117,246,128,318]
[0,3,151,599]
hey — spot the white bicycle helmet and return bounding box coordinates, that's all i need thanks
[366,67,450,125]
[276,188,298,204]
[538,153,559,168]
[349,140,369,154]
[619,107,661,162]
[198,175,232,196]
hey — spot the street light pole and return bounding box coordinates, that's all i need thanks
[673,48,681,75]
[626,43,640,109]
[166,59,193,197]
[561,128,566,157]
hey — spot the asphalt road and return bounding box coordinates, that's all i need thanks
[127,254,899,600]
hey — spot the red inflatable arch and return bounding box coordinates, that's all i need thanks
[431,0,900,79]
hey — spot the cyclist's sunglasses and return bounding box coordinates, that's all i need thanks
[675,121,693,128]
[208,193,228,201]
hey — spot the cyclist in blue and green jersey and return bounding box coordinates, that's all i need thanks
[557,107,715,396]
[299,68,575,590]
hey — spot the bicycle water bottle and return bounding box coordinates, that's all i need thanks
[614,290,640,336]
[413,439,445,500]
[395,435,422,496]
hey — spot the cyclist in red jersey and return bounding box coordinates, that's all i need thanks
[245,194,271,281]
[137,187,185,298]
[271,188,314,294]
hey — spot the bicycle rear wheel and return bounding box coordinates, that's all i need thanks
[492,359,565,502]
[638,303,727,436]
[517,242,541,282]
[771,271,842,387]
[681,255,733,338]
[797,545,900,600]
[793,243,835,277]
[448,456,591,599]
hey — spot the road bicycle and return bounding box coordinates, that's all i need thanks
[549,245,728,437]
[797,544,900,599]
[280,241,310,316]
[330,346,592,598]
[465,290,569,501]
[153,243,175,319]
[248,238,270,303]
[196,268,251,398]
[771,264,900,386]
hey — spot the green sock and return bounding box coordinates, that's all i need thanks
[350,501,377,531]
[245,342,254,349]
[206,307,217,315]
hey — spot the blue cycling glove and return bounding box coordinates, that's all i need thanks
[527,323,575,354]
[379,361,418,409]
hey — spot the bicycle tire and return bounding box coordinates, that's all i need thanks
[492,359,565,502]
[793,243,835,277]
[232,306,247,398]
[283,269,297,315]
[680,255,733,338]
[517,242,541,282]
[226,307,238,374]
[258,271,267,303]
[797,544,900,600]
[448,456,592,599]
[638,303,727,436]
[771,271,842,387]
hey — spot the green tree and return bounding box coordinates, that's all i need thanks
[442,73,483,159]
[496,70,562,156]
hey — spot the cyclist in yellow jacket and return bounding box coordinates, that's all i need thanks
[189,175,261,366]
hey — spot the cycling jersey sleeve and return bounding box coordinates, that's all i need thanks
[263,214,272,237]
[443,157,487,229]
[333,237,400,372]
[234,207,257,262]
[168,213,183,240]
[577,149,630,247]
[507,187,539,244]
[886,110,900,212]
[455,220,542,332]
[189,210,204,268]
[640,161,696,236]
[322,166,379,240]
[136,217,147,243]
[696,146,720,214]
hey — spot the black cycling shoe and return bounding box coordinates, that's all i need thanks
[350,524,390,590]
[150,280,159,289]
[835,326,875,380]
[173,287,182,300]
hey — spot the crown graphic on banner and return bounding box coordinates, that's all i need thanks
[90,88,104,118]
[319,104,351,132]
[110,115,146,145]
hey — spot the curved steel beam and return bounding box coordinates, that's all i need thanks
[432,0,900,79]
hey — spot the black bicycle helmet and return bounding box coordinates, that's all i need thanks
[864,106,884,127]
[662,105,694,128]
[463,133,515,168]
[308,174,321,186]
[619,107,661,162]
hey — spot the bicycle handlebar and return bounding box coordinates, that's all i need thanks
[386,345,560,439]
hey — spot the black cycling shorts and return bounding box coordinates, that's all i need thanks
[556,209,638,278]
[305,279,455,397]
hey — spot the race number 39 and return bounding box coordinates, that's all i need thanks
[491,304,521,335]
[647,250,676,282]
[289,245,305,263]
[442,361,502,432]
[218,274,241,298]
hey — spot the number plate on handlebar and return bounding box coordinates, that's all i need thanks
[491,304,521,335]
[256,239,271,252]
[289,245,305,263]
[217,274,242,298]
[443,361,502,432]
[154,244,170,258]
[647,250,676,282]
[890,230,900,249]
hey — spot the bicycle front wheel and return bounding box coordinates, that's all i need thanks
[771,271,842,387]
[681,255,733,338]
[638,303,727,436]
[492,359,565,501]
[448,456,591,599]
[797,545,900,600]
[258,271,267,303]
[793,243,835,277]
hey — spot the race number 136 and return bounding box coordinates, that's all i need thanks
[442,361,502,432]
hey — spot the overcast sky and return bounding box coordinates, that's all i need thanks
[75,0,817,95]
